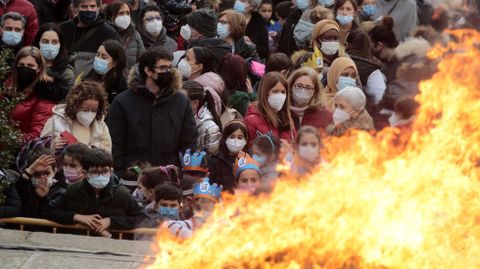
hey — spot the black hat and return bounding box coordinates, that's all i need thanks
[187,9,217,38]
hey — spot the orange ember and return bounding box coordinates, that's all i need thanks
[148,30,480,268]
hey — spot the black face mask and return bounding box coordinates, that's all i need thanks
[78,10,98,25]
[154,71,173,89]
[17,66,37,92]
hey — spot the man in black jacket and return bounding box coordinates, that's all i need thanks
[107,48,198,178]
[59,0,119,77]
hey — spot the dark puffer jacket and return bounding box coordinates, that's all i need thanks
[0,169,22,218]
[43,175,147,229]
[107,67,198,177]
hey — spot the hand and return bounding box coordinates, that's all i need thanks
[73,214,102,230]
[246,78,253,94]
[52,137,67,150]
[269,31,277,38]
[34,177,50,198]
[25,155,55,176]
[93,217,111,234]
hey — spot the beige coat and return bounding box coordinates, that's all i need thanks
[41,104,112,152]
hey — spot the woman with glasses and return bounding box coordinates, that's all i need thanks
[136,5,177,53]
[288,67,332,132]
[41,81,112,152]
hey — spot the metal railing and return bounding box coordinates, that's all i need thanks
[0,217,158,240]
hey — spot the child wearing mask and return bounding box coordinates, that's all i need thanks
[251,133,280,188]
[43,148,147,237]
[233,153,262,195]
[259,0,281,52]
[207,120,249,193]
[61,143,91,185]
[164,177,222,238]
[291,126,324,176]
[154,182,183,222]
[134,165,180,212]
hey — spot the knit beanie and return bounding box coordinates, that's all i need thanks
[187,9,217,38]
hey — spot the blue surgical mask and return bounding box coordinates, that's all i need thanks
[295,0,308,10]
[336,15,354,25]
[362,5,377,17]
[93,57,109,75]
[336,76,357,90]
[318,0,334,7]
[40,43,60,60]
[158,206,179,220]
[87,175,110,189]
[217,23,229,39]
[2,31,23,46]
[233,0,246,12]
[252,154,266,165]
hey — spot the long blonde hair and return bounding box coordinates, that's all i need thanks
[11,46,48,96]
[288,67,326,109]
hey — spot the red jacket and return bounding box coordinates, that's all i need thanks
[11,94,55,143]
[244,104,296,149]
[292,107,333,131]
[0,0,39,45]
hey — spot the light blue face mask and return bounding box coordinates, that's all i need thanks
[336,15,354,25]
[252,154,267,165]
[233,0,246,12]
[87,175,110,189]
[40,43,60,60]
[2,31,23,46]
[362,5,377,17]
[217,23,229,40]
[295,0,309,10]
[318,0,335,7]
[93,57,109,75]
[336,76,357,90]
[158,206,179,220]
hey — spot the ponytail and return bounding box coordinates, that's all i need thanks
[204,90,223,132]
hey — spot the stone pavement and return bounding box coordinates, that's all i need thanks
[0,229,155,269]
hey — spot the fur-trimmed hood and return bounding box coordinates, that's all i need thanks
[127,64,182,96]
[394,38,431,61]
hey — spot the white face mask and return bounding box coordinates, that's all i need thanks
[299,145,319,162]
[114,15,131,30]
[333,108,350,125]
[180,24,192,41]
[226,138,246,153]
[76,111,97,127]
[146,19,162,35]
[268,93,286,112]
[292,87,313,106]
[87,175,110,189]
[177,58,192,79]
[320,41,340,56]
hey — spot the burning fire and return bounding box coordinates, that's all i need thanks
[148,30,480,268]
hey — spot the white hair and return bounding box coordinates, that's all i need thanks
[334,86,366,111]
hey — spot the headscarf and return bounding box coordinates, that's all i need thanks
[324,57,358,112]
[311,19,340,49]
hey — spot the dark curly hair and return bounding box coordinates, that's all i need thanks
[65,81,108,122]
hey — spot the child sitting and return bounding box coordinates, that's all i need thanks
[43,148,147,237]
[233,153,262,195]
[291,126,324,176]
[164,177,222,238]
[251,133,280,188]
[134,165,179,211]
[61,143,91,184]
[155,182,183,222]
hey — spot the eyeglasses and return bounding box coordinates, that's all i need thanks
[144,16,162,22]
[86,168,111,177]
[294,84,314,91]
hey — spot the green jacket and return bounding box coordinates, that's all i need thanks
[43,175,147,229]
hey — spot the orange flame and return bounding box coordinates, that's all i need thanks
[148,30,480,268]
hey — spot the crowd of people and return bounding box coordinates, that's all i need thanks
[0,0,479,239]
